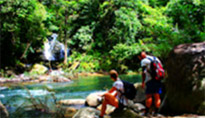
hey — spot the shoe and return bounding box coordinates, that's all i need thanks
[141,112,150,117]
[94,115,103,118]
[99,115,103,118]
[153,108,159,116]
[153,113,162,117]
[144,107,150,116]
[97,97,103,104]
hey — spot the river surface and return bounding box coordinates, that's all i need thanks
[0,74,140,118]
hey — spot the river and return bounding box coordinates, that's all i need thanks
[0,74,141,118]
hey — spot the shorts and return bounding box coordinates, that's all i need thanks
[145,79,162,94]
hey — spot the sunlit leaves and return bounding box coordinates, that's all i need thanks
[31,3,47,22]
[0,0,204,70]
[111,7,142,44]
[71,26,93,51]
[166,0,205,41]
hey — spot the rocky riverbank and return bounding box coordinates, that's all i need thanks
[58,90,205,118]
[0,65,108,85]
[0,72,71,85]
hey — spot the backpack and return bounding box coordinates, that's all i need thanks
[121,80,136,100]
[147,56,165,81]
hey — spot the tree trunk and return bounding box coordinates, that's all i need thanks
[63,10,68,64]
[64,39,68,64]
[20,42,31,59]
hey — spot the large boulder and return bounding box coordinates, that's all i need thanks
[161,42,205,114]
[0,101,9,118]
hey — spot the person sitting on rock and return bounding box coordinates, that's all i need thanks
[99,70,128,118]
[138,51,163,116]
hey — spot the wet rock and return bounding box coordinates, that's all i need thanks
[133,83,146,103]
[63,107,78,118]
[5,70,16,77]
[78,72,105,77]
[31,79,40,83]
[0,78,6,83]
[161,42,205,114]
[65,107,77,112]
[131,103,146,111]
[58,99,85,106]
[49,70,65,76]
[0,75,70,84]
[39,75,52,82]
[97,104,116,115]
[73,107,100,118]
[110,108,142,118]
[0,101,9,118]
[30,64,48,74]
[21,76,32,82]
[85,91,106,107]
[173,114,205,118]
[52,76,70,82]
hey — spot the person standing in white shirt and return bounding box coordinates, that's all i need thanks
[138,51,162,116]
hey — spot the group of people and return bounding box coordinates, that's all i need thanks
[99,51,164,118]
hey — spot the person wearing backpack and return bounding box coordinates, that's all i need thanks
[99,70,136,118]
[138,51,164,116]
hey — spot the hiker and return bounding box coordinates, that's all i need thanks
[138,51,164,116]
[99,70,136,117]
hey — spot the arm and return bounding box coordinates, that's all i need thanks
[108,87,117,93]
[98,87,117,97]
[142,66,146,89]
[109,87,118,97]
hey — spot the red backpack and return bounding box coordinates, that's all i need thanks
[147,57,165,81]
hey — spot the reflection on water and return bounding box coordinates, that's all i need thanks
[0,74,140,117]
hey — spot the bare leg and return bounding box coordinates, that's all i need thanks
[154,93,160,108]
[145,94,152,114]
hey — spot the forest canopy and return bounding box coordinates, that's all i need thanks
[0,0,204,72]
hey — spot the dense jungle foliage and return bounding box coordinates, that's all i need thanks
[0,0,204,73]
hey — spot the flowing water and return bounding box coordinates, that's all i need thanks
[0,74,141,118]
[44,33,69,61]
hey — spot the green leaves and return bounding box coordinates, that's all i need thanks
[29,2,47,22]
[109,42,151,71]
[0,0,204,71]
[71,26,93,51]
[0,0,48,67]
[166,0,205,42]
[111,7,142,44]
